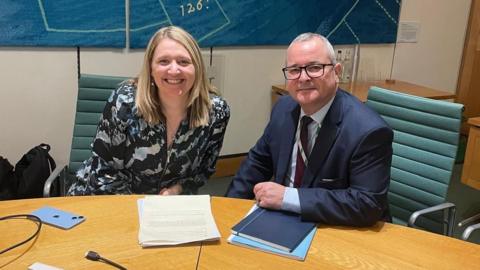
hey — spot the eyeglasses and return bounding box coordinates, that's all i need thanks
[282,63,334,80]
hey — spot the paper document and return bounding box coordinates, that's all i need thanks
[138,195,220,246]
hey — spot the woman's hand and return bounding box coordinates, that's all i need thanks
[159,183,183,195]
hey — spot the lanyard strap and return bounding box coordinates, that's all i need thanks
[295,119,320,167]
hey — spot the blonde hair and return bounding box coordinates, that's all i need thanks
[135,26,217,128]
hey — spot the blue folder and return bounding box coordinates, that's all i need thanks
[228,227,316,261]
[231,207,316,252]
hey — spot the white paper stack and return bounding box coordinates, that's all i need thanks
[138,195,221,247]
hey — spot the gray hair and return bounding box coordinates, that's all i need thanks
[289,33,337,64]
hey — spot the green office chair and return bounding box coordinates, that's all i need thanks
[43,74,128,196]
[366,86,463,236]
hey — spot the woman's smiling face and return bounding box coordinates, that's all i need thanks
[151,38,195,98]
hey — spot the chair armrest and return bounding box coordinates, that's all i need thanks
[458,213,480,227]
[461,223,480,241]
[43,165,68,197]
[408,202,456,236]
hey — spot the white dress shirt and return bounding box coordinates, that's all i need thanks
[281,96,335,213]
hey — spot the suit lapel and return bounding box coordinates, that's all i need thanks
[302,91,343,187]
[275,104,300,185]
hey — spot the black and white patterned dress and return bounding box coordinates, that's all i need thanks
[67,82,230,195]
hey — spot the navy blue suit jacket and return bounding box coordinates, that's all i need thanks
[226,89,393,226]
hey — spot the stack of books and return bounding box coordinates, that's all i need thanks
[228,205,317,261]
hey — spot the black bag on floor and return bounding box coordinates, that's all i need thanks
[0,156,16,200]
[14,143,56,198]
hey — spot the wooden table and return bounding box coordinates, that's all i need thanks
[462,117,480,190]
[458,117,480,235]
[2,196,480,269]
[272,80,456,105]
[0,195,200,270]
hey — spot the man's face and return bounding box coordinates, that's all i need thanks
[285,38,341,115]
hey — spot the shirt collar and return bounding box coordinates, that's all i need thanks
[299,95,335,126]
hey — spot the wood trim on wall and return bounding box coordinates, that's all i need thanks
[212,153,247,178]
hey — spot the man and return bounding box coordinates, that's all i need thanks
[226,33,393,226]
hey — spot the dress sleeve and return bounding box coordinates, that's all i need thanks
[67,86,136,195]
[180,97,230,194]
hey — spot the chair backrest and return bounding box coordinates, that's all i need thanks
[69,74,128,175]
[366,86,463,233]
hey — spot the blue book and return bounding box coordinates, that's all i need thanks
[228,227,316,261]
[231,206,316,252]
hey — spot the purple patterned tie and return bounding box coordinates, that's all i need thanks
[294,116,313,188]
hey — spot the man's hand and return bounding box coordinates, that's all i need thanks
[253,182,285,210]
[159,183,183,195]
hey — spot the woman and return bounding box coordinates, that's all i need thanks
[68,26,230,195]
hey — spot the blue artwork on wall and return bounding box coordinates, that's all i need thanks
[0,0,125,47]
[0,0,401,48]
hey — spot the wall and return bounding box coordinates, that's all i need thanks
[392,0,471,92]
[0,0,471,166]
[0,48,77,165]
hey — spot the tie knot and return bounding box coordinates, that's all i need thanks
[301,116,313,127]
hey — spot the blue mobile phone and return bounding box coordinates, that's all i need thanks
[31,206,85,229]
